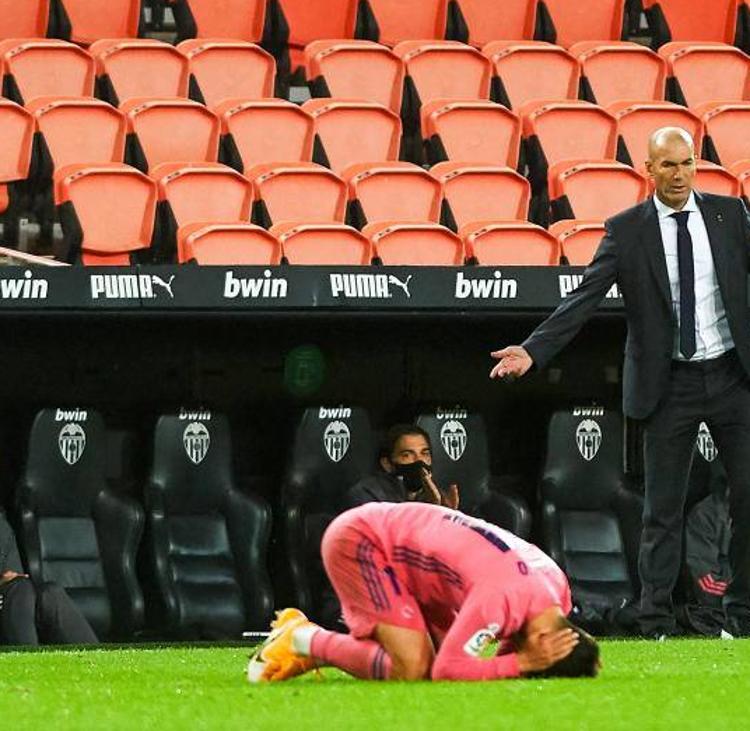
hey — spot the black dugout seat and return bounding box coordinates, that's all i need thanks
[144,409,272,638]
[415,408,531,537]
[17,408,144,639]
[281,406,377,624]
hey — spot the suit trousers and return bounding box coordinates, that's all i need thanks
[639,349,750,635]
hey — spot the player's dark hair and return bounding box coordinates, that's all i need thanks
[529,619,600,678]
[379,424,432,461]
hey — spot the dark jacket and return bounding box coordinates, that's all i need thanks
[345,472,409,509]
[0,514,24,574]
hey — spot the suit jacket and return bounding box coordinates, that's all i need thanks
[0,514,23,574]
[523,192,750,419]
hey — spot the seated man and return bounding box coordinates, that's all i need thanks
[248,502,599,682]
[0,513,97,646]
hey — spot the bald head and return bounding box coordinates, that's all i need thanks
[645,126,696,210]
[648,127,695,160]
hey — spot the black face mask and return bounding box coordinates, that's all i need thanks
[392,460,430,494]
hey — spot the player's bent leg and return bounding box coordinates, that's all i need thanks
[373,623,434,680]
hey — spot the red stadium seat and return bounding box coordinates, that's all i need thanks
[695,101,750,169]
[481,41,579,111]
[245,162,347,227]
[0,0,50,39]
[364,221,465,265]
[357,0,448,47]
[54,0,142,46]
[538,0,625,49]
[178,40,275,108]
[54,162,157,265]
[121,98,220,173]
[151,161,253,262]
[460,221,560,265]
[549,219,606,266]
[608,100,703,169]
[0,39,94,105]
[215,99,314,172]
[271,222,372,264]
[0,100,34,225]
[454,0,537,48]
[170,0,266,42]
[177,221,281,264]
[730,159,750,204]
[693,160,741,196]
[571,42,667,107]
[305,41,405,114]
[659,42,750,107]
[430,162,530,230]
[421,100,521,167]
[341,161,442,228]
[643,0,743,48]
[90,39,189,106]
[303,99,401,176]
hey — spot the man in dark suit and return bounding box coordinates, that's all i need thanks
[490,127,750,638]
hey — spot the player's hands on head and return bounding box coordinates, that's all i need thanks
[489,346,533,381]
[516,628,579,674]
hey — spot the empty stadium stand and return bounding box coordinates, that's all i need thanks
[357,0,448,47]
[169,0,266,42]
[643,0,746,48]
[0,0,50,39]
[460,221,560,265]
[271,222,373,264]
[53,0,143,46]
[537,0,626,48]
[453,0,537,47]
[364,221,466,265]
[693,159,742,197]
[0,99,34,245]
[549,219,606,266]
[697,101,750,169]
[177,221,282,264]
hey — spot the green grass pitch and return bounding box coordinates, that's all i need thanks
[1,639,748,730]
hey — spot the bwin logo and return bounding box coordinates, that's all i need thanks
[54,408,87,422]
[90,274,176,300]
[323,420,350,462]
[179,407,212,421]
[183,422,210,464]
[58,423,86,465]
[0,270,48,300]
[223,270,288,299]
[318,406,352,420]
[697,422,717,462]
[576,419,602,461]
[454,271,517,300]
[440,420,467,461]
[436,406,468,420]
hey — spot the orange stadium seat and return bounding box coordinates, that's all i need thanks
[341,161,442,228]
[571,42,667,107]
[460,221,560,265]
[356,0,448,47]
[54,162,157,265]
[481,41,579,111]
[0,100,34,243]
[538,0,625,49]
[54,0,142,45]
[693,160,741,197]
[303,99,401,176]
[453,0,537,48]
[170,0,266,42]
[421,100,521,167]
[695,101,750,169]
[659,42,750,107]
[0,0,50,39]
[0,39,94,105]
[271,222,372,264]
[178,40,275,108]
[608,101,703,169]
[215,99,314,172]
[89,39,189,106]
[177,222,281,264]
[121,98,220,173]
[364,221,465,265]
[549,219,606,266]
[245,162,347,227]
[730,160,750,205]
[305,41,405,114]
[150,161,254,262]
[643,0,744,48]
[430,162,530,230]
[549,160,648,222]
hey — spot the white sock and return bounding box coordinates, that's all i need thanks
[291,624,319,656]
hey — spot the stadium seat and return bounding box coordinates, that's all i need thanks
[271,222,373,264]
[482,41,579,111]
[431,162,530,231]
[549,219,606,266]
[305,40,404,114]
[414,408,531,537]
[121,98,220,173]
[53,0,143,45]
[144,410,273,639]
[246,162,347,228]
[364,221,465,265]
[280,406,378,623]
[356,0,448,47]
[608,101,703,169]
[693,160,742,197]
[17,408,144,640]
[341,161,442,229]
[421,99,521,167]
[539,408,641,629]
[730,159,750,205]
[460,221,560,265]
[170,0,266,42]
[215,99,314,173]
[0,39,95,106]
[696,101,750,169]
[54,162,157,265]
[452,0,537,48]
[303,99,401,176]
[571,42,667,107]
[89,39,189,107]
[177,222,282,264]
[178,39,275,108]
[643,0,744,49]
[0,0,50,39]
[537,0,626,48]
[659,42,750,108]
[549,160,649,222]
[0,100,34,242]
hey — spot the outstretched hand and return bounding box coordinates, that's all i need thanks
[489,346,533,381]
[517,628,579,674]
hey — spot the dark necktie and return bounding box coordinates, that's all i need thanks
[671,211,696,359]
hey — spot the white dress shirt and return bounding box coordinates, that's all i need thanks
[653,192,734,361]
